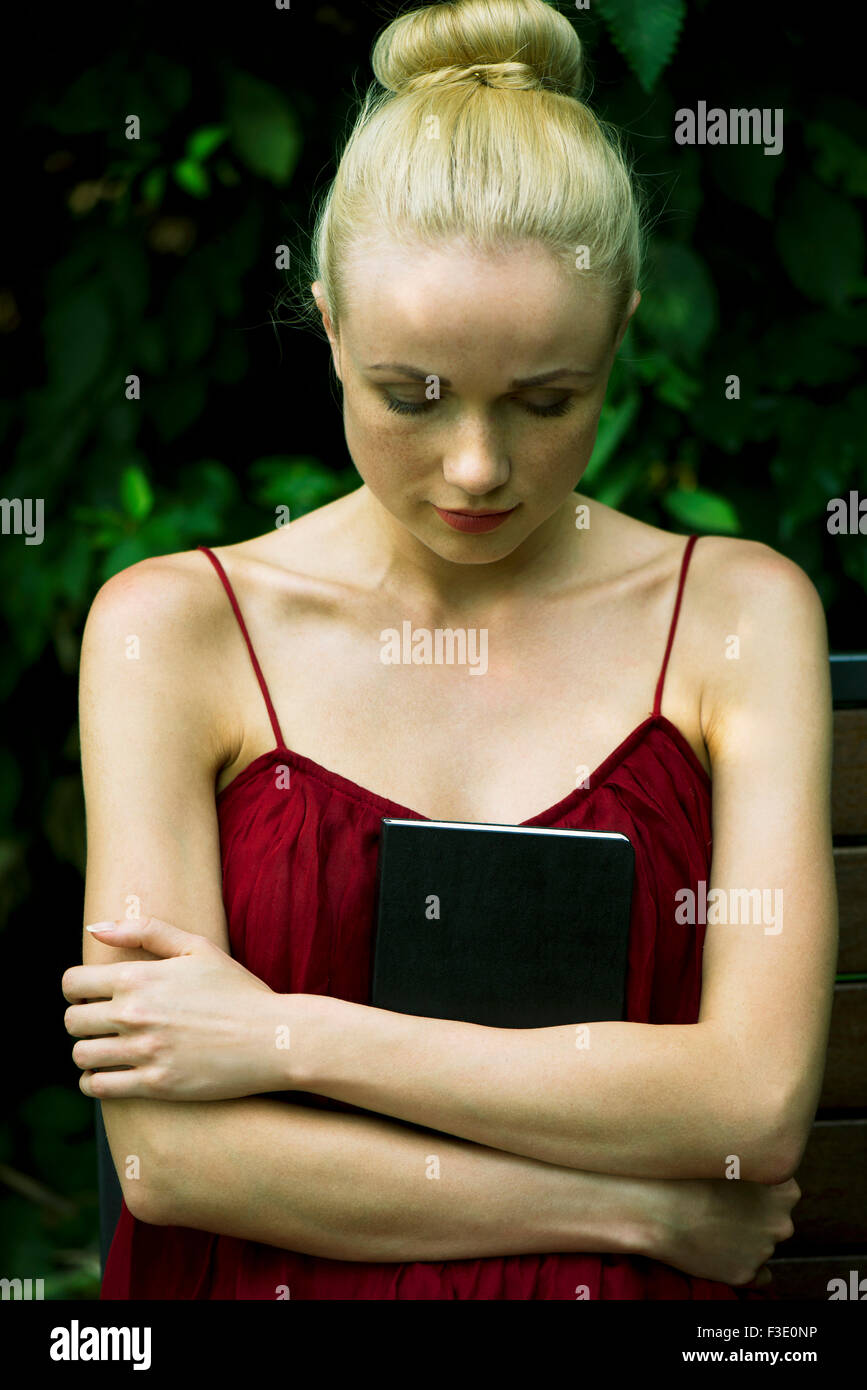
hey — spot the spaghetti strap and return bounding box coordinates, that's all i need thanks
[197,545,285,749]
[652,534,699,719]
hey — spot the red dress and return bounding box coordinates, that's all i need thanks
[101,533,774,1300]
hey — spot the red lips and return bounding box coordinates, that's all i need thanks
[433,506,517,533]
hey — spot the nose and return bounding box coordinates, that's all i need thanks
[442,421,511,496]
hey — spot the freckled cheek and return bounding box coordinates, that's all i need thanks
[344,397,600,493]
[343,415,429,497]
[575,411,605,458]
[529,420,602,496]
[564,402,605,464]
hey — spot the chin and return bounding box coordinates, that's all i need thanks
[420,529,528,565]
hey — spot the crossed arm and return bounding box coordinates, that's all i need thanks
[285,545,838,1180]
[75,545,837,1244]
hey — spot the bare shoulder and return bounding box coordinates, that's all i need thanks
[689,533,824,611]
[687,534,828,664]
[81,547,238,767]
[684,535,831,753]
[589,503,822,616]
[85,546,227,620]
[83,547,239,675]
[589,508,828,664]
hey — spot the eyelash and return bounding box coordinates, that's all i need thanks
[383,394,575,418]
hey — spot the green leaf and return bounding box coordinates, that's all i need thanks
[163,267,216,369]
[42,1265,102,1300]
[101,532,160,577]
[776,175,864,308]
[45,228,111,299]
[248,457,360,519]
[140,166,167,205]
[214,200,264,275]
[805,119,867,198]
[226,72,302,184]
[35,64,117,135]
[596,0,686,93]
[839,532,867,595]
[826,303,867,347]
[100,401,141,448]
[211,329,248,383]
[55,528,93,605]
[142,53,192,114]
[21,1086,91,1136]
[662,486,741,534]
[103,238,150,322]
[758,315,860,390]
[92,523,128,547]
[592,454,648,510]
[172,159,210,198]
[654,362,700,412]
[709,141,784,218]
[69,504,125,527]
[687,355,767,454]
[195,244,243,317]
[178,459,241,517]
[119,465,154,521]
[135,318,167,374]
[42,774,86,873]
[147,373,207,442]
[584,387,641,482]
[186,125,229,161]
[0,749,22,829]
[639,242,718,359]
[43,284,113,405]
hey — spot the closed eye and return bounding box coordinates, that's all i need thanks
[383,393,575,418]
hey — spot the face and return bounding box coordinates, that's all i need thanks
[313,239,638,567]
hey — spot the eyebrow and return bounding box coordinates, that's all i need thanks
[364,363,596,387]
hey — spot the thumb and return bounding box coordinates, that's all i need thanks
[85,916,203,957]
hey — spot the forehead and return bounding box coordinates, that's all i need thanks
[340,237,614,365]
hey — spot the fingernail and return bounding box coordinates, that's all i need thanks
[85,922,118,932]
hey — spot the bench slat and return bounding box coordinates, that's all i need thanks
[835,846,867,973]
[766,1254,867,1301]
[785,1119,867,1248]
[832,709,867,837]
[818,985,867,1110]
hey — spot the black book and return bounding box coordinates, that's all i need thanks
[371,819,634,1029]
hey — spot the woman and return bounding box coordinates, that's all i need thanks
[64,0,836,1299]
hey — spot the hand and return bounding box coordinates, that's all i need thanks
[62,917,301,1101]
[651,1175,800,1288]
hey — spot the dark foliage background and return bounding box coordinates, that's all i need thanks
[1,0,863,1296]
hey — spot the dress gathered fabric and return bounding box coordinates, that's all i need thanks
[101,533,775,1300]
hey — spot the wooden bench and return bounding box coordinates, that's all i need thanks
[95,652,867,1294]
[768,652,867,1300]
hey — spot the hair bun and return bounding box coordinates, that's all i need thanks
[404,59,542,93]
[372,0,584,99]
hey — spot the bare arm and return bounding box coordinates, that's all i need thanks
[139,1097,798,1288]
[278,544,838,1184]
[143,1096,659,1263]
[77,554,656,1263]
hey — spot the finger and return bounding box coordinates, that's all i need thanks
[62,965,123,1002]
[64,1001,126,1037]
[84,916,203,959]
[62,962,160,1002]
[72,1038,140,1071]
[80,1068,147,1100]
[744,1265,772,1288]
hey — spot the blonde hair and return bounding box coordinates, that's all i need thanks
[291,0,645,345]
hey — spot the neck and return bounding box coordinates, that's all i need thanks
[353,486,592,618]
